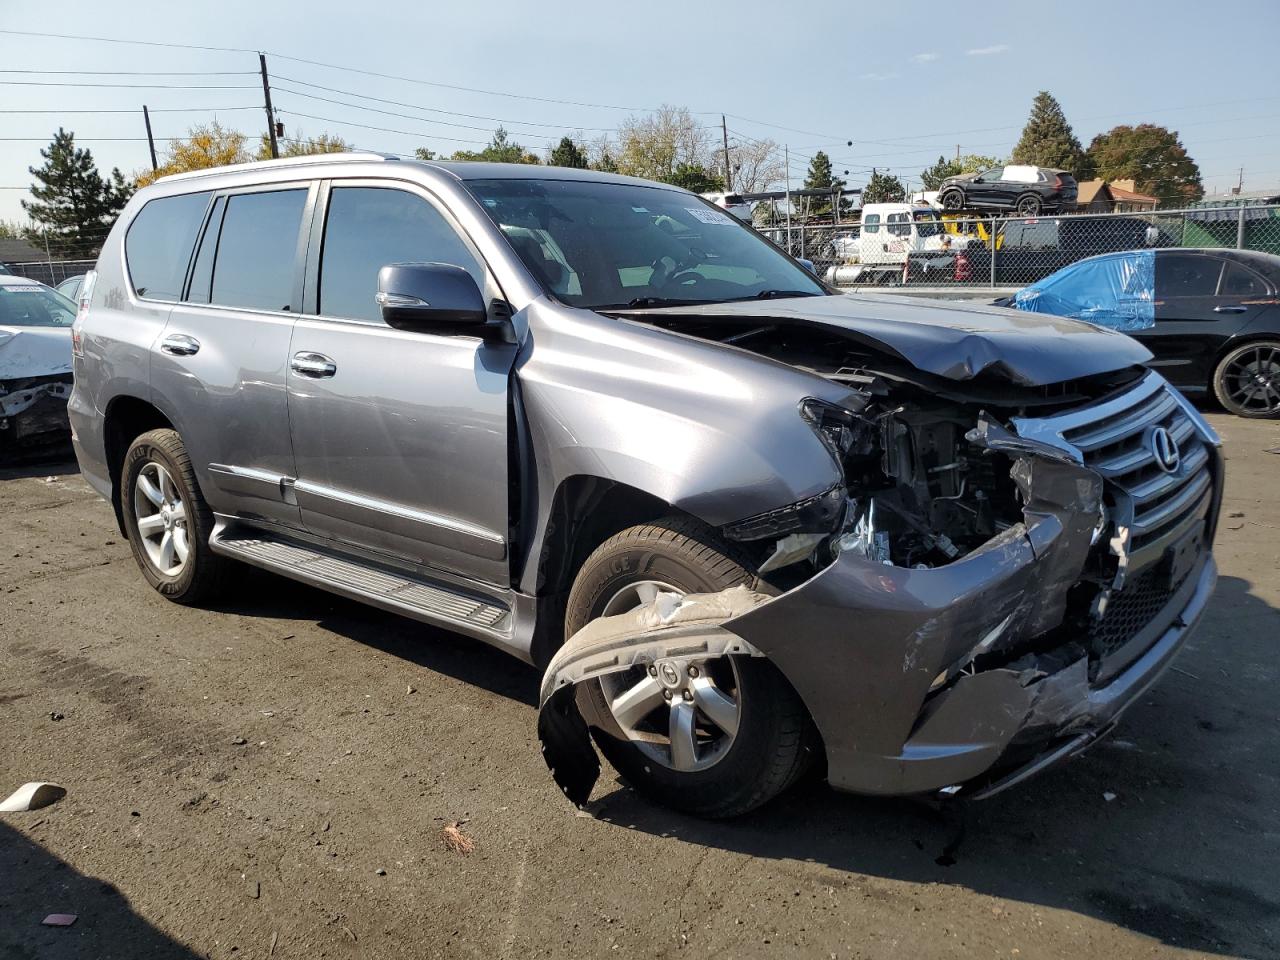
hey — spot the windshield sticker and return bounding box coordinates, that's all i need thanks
[685,207,734,225]
[2,285,45,294]
[631,206,649,213]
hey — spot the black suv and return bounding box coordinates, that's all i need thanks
[939,165,1078,215]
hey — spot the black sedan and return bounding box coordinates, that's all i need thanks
[999,248,1280,417]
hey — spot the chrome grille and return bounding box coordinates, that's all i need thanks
[1058,380,1213,552]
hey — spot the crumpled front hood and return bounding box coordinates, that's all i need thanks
[626,293,1153,386]
[0,325,73,381]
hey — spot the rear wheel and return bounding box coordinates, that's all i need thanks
[121,428,228,603]
[940,188,965,211]
[565,517,812,818]
[1213,340,1280,418]
[1015,193,1043,215]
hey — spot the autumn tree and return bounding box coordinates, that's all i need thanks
[549,136,589,169]
[256,130,350,160]
[612,105,712,185]
[1011,91,1089,176]
[713,137,785,193]
[862,169,906,204]
[1086,124,1203,205]
[22,128,132,257]
[451,127,541,164]
[137,122,249,187]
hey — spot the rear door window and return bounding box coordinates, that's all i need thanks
[886,213,911,237]
[1160,254,1224,298]
[1219,261,1267,297]
[125,191,212,301]
[209,189,307,312]
[862,213,880,234]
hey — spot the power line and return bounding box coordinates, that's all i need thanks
[0,80,259,90]
[0,106,260,114]
[0,28,255,55]
[0,68,256,76]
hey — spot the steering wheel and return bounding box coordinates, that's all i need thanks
[650,248,708,291]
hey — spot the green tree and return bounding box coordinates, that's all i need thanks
[413,147,437,161]
[0,219,23,239]
[667,163,723,193]
[803,150,848,216]
[1085,124,1203,206]
[549,136,589,169]
[958,153,1001,174]
[138,121,250,187]
[591,149,619,173]
[256,130,350,161]
[862,169,906,204]
[1010,91,1089,176]
[920,155,962,190]
[451,127,541,164]
[22,128,133,258]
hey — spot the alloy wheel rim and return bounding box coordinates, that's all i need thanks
[1223,345,1280,413]
[598,580,741,773]
[133,460,190,576]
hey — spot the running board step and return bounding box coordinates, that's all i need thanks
[211,530,510,632]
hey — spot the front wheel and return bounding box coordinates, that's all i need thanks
[121,428,228,603]
[1213,341,1280,417]
[940,189,965,211]
[564,517,812,818]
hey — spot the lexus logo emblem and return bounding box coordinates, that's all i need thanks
[1150,426,1180,474]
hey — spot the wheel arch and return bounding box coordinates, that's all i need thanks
[102,395,174,535]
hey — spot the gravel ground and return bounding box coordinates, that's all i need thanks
[1,411,1278,960]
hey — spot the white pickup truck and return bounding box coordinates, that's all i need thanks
[826,202,959,285]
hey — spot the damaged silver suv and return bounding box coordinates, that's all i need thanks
[71,155,1222,817]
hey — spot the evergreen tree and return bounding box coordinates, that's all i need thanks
[22,128,133,258]
[592,150,620,173]
[862,169,906,204]
[920,155,962,190]
[1010,91,1088,175]
[414,147,437,161]
[451,127,541,165]
[803,151,848,216]
[549,137,589,169]
[1086,124,1203,205]
[668,163,723,193]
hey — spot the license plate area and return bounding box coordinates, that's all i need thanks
[1162,524,1203,589]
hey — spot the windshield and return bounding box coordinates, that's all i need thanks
[0,282,76,327]
[913,211,944,238]
[465,178,826,309]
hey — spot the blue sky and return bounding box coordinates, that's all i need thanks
[2,0,1278,226]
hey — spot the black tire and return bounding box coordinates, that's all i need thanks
[120,428,228,604]
[565,516,812,818]
[1212,340,1280,418]
[1015,193,1042,216]
[940,189,965,211]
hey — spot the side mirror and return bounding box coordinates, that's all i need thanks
[376,262,488,333]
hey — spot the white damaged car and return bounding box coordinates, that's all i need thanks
[0,274,78,457]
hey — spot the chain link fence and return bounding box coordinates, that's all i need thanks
[3,259,97,288]
[759,203,1280,290]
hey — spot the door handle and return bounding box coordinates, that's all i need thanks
[1213,305,1247,314]
[290,352,337,378]
[160,333,200,356]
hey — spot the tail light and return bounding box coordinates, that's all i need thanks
[71,270,96,359]
[1053,175,1063,189]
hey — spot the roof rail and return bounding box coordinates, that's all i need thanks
[155,151,400,185]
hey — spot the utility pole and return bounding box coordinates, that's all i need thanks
[142,105,158,172]
[956,144,960,162]
[259,53,279,160]
[721,115,732,191]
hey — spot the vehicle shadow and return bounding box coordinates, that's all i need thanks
[0,820,201,959]
[582,573,1280,959]
[0,454,79,481]
[207,565,541,707]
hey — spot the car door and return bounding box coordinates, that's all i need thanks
[151,183,313,529]
[286,180,516,587]
[969,167,1005,206]
[1131,251,1244,391]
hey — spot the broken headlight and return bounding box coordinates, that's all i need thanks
[798,398,871,471]
[722,482,846,542]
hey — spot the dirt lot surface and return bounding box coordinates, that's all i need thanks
[2,411,1278,960]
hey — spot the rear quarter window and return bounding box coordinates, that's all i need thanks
[125,192,212,301]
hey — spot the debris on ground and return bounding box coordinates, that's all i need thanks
[441,822,475,855]
[375,868,386,876]
[1228,511,1245,518]
[0,782,66,812]
[231,737,248,746]
[406,685,416,695]
[1103,791,1118,802]
[41,914,77,927]
[49,712,64,721]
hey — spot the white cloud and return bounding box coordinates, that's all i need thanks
[911,52,940,63]
[859,71,900,81]
[966,44,1010,56]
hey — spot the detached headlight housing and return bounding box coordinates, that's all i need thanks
[799,398,873,472]
[723,482,846,542]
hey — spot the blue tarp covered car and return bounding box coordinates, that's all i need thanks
[1010,250,1156,332]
